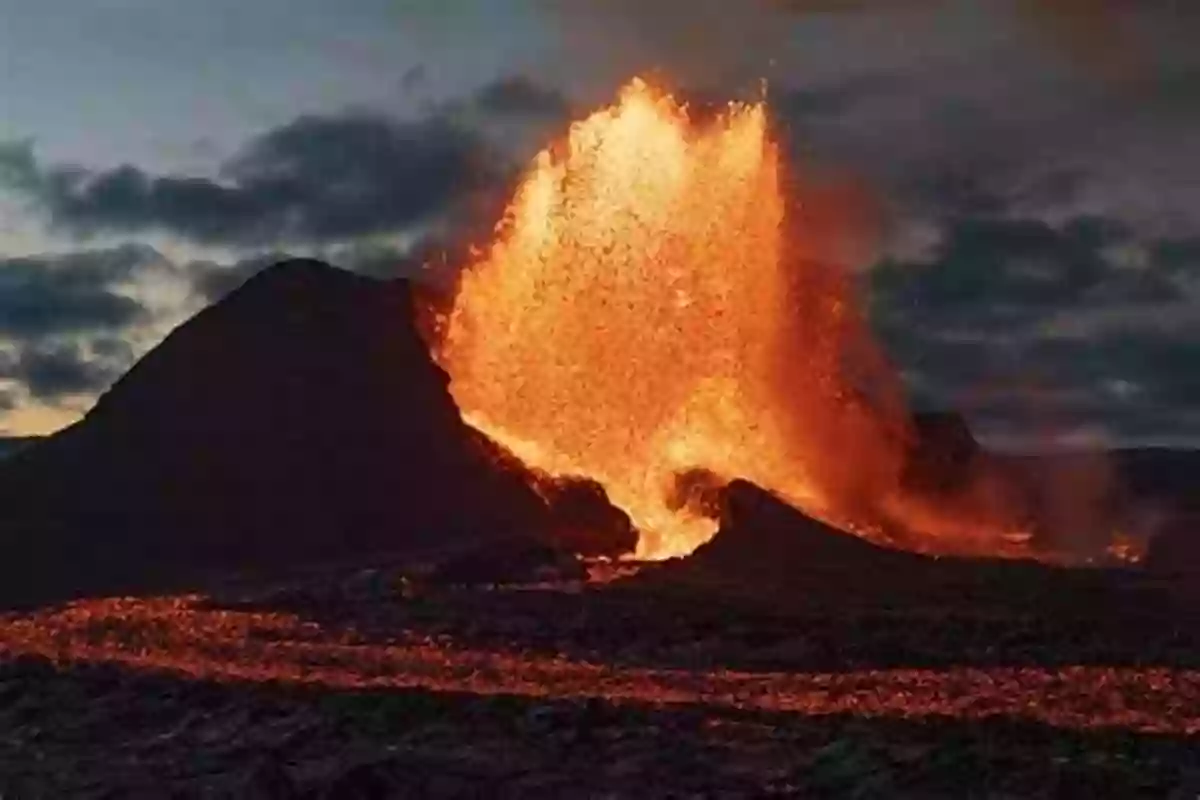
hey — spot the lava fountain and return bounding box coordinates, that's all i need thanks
[436,78,928,560]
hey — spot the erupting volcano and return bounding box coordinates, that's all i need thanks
[437,78,1020,560]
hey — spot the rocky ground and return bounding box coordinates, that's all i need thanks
[3,657,1200,798]
[1,559,1200,798]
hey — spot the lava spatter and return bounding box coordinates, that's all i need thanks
[437,78,1012,560]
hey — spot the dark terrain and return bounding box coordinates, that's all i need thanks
[0,260,633,609]
[0,259,1198,797]
[3,553,1200,798]
[0,436,39,460]
[2,477,1199,796]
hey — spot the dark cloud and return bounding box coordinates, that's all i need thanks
[1010,0,1150,86]
[775,75,905,120]
[87,336,137,364]
[475,76,571,118]
[867,210,1198,440]
[0,112,497,247]
[769,1,1193,84]
[187,242,428,302]
[1074,334,1200,408]
[0,245,157,337]
[1,342,123,401]
[896,158,1091,222]
[189,252,295,302]
[1153,236,1200,274]
[869,213,1175,340]
[953,330,1200,443]
[872,214,1142,317]
[752,2,1200,247]
[1142,66,1200,121]
[400,65,428,93]
[0,245,169,409]
[0,241,416,410]
[0,139,41,196]
[765,0,928,11]
[324,241,432,282]
[883,321,1200,443]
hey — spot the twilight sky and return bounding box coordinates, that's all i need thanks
[0,0,1197,446]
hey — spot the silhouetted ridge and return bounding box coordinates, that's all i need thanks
[685,479,929,581]
[655,479,1157,612]
[0,259,630,608]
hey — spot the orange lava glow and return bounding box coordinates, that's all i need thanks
[1106,531,1146,565]
[439,78,918,559]
[3,595,1199,734]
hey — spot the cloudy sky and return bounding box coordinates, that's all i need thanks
[0,0,1197,446]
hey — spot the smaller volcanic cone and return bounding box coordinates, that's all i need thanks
[660,478,1158,613]
[675,479,932,597]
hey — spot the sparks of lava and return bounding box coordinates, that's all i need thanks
[1106,530,1146,565]
[437,78,1014,560]
[2,596,1199,734]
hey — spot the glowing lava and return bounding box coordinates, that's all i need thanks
[438,78,914,559]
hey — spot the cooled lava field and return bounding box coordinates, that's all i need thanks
[2,551,1200,798]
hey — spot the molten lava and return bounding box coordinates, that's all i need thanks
[438,78,922,559]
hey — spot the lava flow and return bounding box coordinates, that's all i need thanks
[437,78,1006,560]
[3,595,1198,735]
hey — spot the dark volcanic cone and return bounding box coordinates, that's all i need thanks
[655,479,1156,613]
[901,411,981,497]
[0,260,631,608]
[681,480,931,591]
